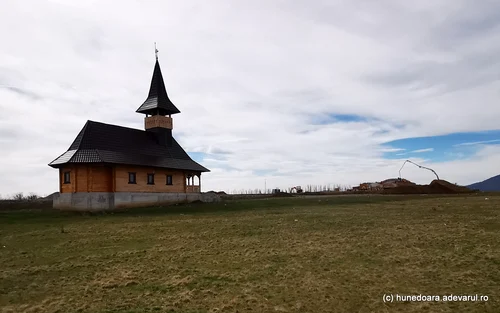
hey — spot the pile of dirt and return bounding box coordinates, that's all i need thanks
[383,180,474,195]
[397,179,417,186]
[430,180,472,193]
[206,191,228,195]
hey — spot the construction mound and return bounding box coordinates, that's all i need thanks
[382,180,474,194]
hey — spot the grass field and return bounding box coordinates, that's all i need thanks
[1,194,499,313]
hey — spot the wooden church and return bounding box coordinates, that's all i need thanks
[48,52,213,210]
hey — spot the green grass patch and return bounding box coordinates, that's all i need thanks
[0,194,499,312]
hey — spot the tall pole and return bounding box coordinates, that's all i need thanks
[265,179,267,194]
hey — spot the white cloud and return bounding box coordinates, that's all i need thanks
[454,139,500,146]
[0,0,499,196]
[379,148,406,153]
[411,148,434,153]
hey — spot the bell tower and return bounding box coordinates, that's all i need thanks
[136,44,181,146]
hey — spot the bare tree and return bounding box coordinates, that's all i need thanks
[12,192,24,201]
[26,193,39,201]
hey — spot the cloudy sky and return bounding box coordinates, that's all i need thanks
[1,0,500,196]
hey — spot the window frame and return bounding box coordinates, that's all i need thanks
[147,173,155,185]
[128,172,137,184]
[63,171,71,184]
[166,174,173,185]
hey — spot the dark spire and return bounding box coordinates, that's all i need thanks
[136,47,181,116]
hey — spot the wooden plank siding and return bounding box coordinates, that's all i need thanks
[114,165,187,193]
[59,167,73,193]
[59,164,197,193]
[112,167,116,192]
[59,165,112,193]
[87,165,91,192]
[76,165,88,192]
[91,166,113,192]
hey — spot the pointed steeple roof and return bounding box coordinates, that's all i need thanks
[136,59,181,115]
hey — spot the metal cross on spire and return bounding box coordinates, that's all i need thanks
[154,42,159,60]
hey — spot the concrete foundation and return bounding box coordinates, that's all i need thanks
[53,192,220,211]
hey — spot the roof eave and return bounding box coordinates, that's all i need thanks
[136,107,181,115]
[49,155,210,171]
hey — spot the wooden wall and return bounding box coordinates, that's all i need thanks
[114,165,186,193]
[145,115,173,130]
[59,167,73,193]
[76,165,88,192]
[59,165,112,193]
[91,166,113,192]
[59,164,199,193]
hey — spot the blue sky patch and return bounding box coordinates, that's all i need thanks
[382,130,500,162]
[187,152,206,163]
[310,113,368,125]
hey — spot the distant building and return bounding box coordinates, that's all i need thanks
[357,182,383,191]
[48,54,214,210]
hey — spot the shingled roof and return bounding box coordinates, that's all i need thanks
[48,120,209,172]
[136,60,181,116]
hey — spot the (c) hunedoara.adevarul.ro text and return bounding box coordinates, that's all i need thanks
[383,294,489,303]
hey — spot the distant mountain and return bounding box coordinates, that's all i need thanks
[467,174,500,192]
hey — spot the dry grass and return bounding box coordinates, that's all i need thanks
[0,195,499,312]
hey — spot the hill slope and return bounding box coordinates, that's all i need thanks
[467,174,500,191]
